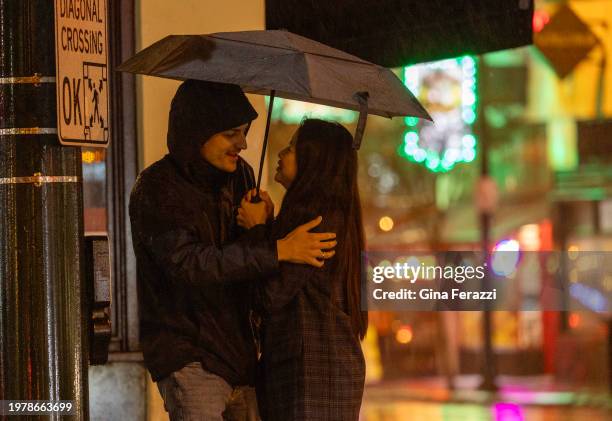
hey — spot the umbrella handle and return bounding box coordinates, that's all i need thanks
[253,90,275,202]
[353,91,369,149]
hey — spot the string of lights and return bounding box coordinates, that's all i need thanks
[400,56,478,172]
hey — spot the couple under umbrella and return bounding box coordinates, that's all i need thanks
[123,30,430,421]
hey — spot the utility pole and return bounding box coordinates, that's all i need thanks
[0,1,88,418]
[476,56,498,392]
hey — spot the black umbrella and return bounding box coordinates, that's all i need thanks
[118,30,432,193]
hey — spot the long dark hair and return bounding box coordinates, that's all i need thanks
[275,119,368,339]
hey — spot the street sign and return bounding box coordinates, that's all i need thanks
[54,0,110,147]
[534,5,599,79]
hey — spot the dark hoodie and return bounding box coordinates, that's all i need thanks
[129,80,278,385]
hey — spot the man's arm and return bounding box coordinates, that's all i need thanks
[148,224,278,285]
[238,194,337,268]
[147,219,335,286]
[139,212,334,289]
[131,175,336,287]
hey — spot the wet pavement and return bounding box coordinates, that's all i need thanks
[360,400,610,421]
[360,376,611,421]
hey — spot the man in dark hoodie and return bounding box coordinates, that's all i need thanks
[129,80,337,420]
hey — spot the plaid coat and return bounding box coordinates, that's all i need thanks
[254,220,365,421]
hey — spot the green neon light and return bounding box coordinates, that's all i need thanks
[401,55,478,173]
[463,109,477,125]
[404,116,419,127]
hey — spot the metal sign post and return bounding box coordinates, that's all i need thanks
[1,1,89,419]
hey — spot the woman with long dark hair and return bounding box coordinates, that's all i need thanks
[238,118,368,421]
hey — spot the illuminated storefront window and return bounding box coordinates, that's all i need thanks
[269,97,357,125]
[82,148,107,234]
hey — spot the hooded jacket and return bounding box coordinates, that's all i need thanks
[129,80,278,385]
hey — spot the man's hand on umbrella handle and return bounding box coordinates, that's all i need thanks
[277,216,337,267]
[237,195,268,229]
[246,189,274,221]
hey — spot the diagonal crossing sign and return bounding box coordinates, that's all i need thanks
[54,0,110,147]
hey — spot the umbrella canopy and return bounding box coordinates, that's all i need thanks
[117,30,431,120]
[118,30,432,194]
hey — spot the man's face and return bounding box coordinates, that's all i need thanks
[199,123,249,172]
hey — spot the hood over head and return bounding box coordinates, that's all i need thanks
[167,79,258,169]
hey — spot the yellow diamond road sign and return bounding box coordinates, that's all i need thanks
[54,0,110,147]
[534,5,600,79]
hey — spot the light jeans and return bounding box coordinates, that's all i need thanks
[157,362,259,421]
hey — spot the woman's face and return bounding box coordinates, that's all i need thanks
[274,131,298,189]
